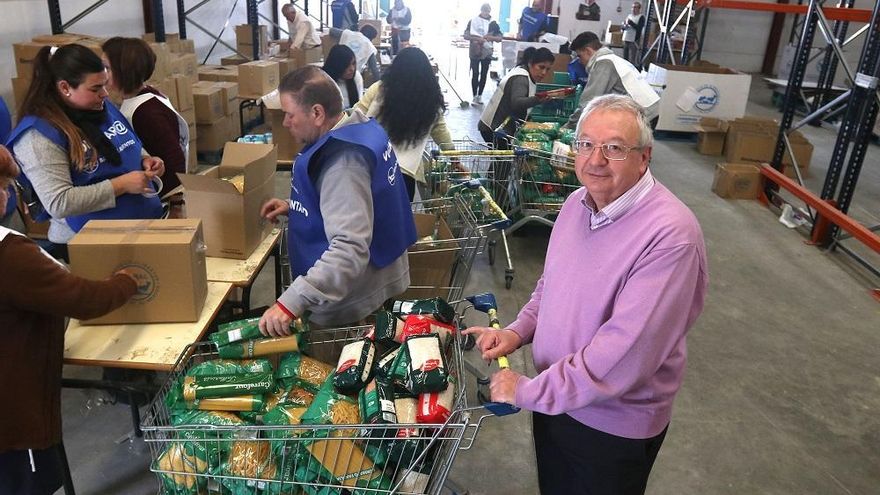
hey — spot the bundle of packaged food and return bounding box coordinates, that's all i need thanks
[519,121,561,140]
[156,298,460,494]
[210,317,307,359]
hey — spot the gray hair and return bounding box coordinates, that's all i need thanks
[575,94,654,148]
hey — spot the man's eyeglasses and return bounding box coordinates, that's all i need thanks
[572,140,643,161]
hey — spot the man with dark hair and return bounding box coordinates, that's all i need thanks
[565,31,659,128]
[258,66,415,335]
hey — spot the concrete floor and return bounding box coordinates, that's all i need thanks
[55,72,880,494]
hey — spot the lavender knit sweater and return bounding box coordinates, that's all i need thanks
[508,182,708,439]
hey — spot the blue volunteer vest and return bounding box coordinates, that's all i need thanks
[520,8,548,41]
[288,119,416,278]
[6,100,162,232]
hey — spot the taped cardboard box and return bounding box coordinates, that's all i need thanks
[198,65,240,83]
[194,81,239,115]
[724,121,812,169]
[13,41,46,78]
[193,85,225,124]
[400,213,456,301]
[287,47,323,68]
[221,55,250,66]
[178,142,277,259]
[196,117,232,153]
[694,117,729,156]
[711,163,763,200]
[238,60,280,98]
[171,75,194,111]
[647,63,751,132]
[68,219,208,324]
[169,53,198,83]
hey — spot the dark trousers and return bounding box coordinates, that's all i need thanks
[532,412,667,495]
[624,41,641,67]
[0,446,64,495]
[478,121,510,150]
[470,57,491,97]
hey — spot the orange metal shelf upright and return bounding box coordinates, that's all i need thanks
[688,0,873,22]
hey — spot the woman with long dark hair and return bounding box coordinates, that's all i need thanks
[322,44,362,109]
[7,44,164,255]
[354,47,452,199]
[479,46,555,147]
[101,37,188,206]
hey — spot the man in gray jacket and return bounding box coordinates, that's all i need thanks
[258,66,414,337]
[565,31,659,128]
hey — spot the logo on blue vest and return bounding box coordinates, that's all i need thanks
[289,199,309,217]
[103,120,129,140]
[694,85,720,113]
[118,263,158,302]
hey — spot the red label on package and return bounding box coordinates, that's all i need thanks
[420,359,440,372]
[337,359,356,373]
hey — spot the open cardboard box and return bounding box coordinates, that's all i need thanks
[178,142,277,259]
[68,219,208,324]
[400,213,457,301]
[694,117,729,156]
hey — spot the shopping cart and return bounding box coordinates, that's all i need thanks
[424,144,524,290]
[141,318,515,494]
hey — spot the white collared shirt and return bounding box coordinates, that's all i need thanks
[581,168,655,230]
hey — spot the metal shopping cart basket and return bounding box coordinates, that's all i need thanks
[140,319,510,495]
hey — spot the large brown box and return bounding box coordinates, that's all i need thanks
[192,85,225,124]
[221,55,250,66]
[235,24,269,58]
[178,39,196,54]
[724,119,812,169]
[712,163,763,200]
[11,77,30,108]
[171,75,194,111]
[400,213,456,300]
[147,42,171,80]
[198,65,240,83]
[178,142,277,259]
[268,57,297,79]
[287,47,323,68]
[238,60,280,98]
[196,117,232,153]
[194,81,240,114]
[13,42,46,78]
[169,53,198,83]
[694,117,729,156]
[267,108,304,160]
[68,219,208,324]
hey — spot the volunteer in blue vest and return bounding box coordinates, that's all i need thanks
[7,44,164,258]
[518,0,549,42]
[564,31,660,129]
[258,66,416,336]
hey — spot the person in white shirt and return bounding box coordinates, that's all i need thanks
[622,2,645,66]
[389,0,412,55]
[281,2,320,50]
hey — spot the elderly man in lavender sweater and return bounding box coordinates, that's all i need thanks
[465,94,708,495]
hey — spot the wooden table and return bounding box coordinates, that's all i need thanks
[63,281,234,371]
[206,228,284,311]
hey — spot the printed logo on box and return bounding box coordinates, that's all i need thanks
[694,85,720,113]
[118,263,159,303]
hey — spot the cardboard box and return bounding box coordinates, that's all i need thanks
[198,65,240,83]
[13,41,46,78]
[170,75,194,111]
[267,108,304,160]
[169,53,198,82]
[221,55,250,66]
[724,124,776,164]
[187,120,197,140]
[11,77,30,108]
[694,117,729,155]
[321,34,337,59]
[400,213,456,300]
[235,24,269,58]
[287,47,323,68]
[68,219,208,324]
[147,42,171,80]
[786,131,813,169]
[14,192,49,240]
[647,63,752,132]
[180,107,196,128]
[178,39,195,54]
[178,142,277,259]
[192,85,225,124]
[229,107,242,139]
[712,163,763,200]
[358,19,383,45]
[534,53,572,84]
[238,60,280,98]
[31,33,85,44]
[188,139,198,171]
[196,117,232,152]
[194,81,240,115]
[268,57,296,79]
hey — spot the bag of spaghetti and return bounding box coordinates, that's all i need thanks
[156,442,210,495]
[275,351,334,392]
[186,358,273,377]
[218,334,303,359]
[218,440,279,495]
[298,437,393,494]
[300,376,361,439]
[169,410,250,468]
[264,378,317,412]
[263,402,309,457]
[165,377,265,414]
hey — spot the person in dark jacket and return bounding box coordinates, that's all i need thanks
[0,144,138,495]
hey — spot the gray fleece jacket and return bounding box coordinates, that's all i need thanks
[277,111,410,326]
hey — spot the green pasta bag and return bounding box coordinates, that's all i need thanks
[263,403,309,457]
[332,338,376,394]
[275,351,334,392]
[390,297,456,324]
[186,358,273,377]
[264,380,317,412]
[358,376,397,438]
[182,372,274,400]
[301,376,361,437]
[210,317,262,346]
[389,343,412,393]
[156,443,209,495]
[169,409,248,467]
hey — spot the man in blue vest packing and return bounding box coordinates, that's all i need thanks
[258,66,416,337]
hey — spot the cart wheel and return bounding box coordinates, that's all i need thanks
[505,271,514,289]
[461,332,476,351]
[477,387,491,405]
[488,239,497,266]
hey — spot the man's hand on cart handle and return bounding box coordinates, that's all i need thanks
[261,198,290,223]
[490,368,522,405]
[462,326,521,362]
[259,303,294,337]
